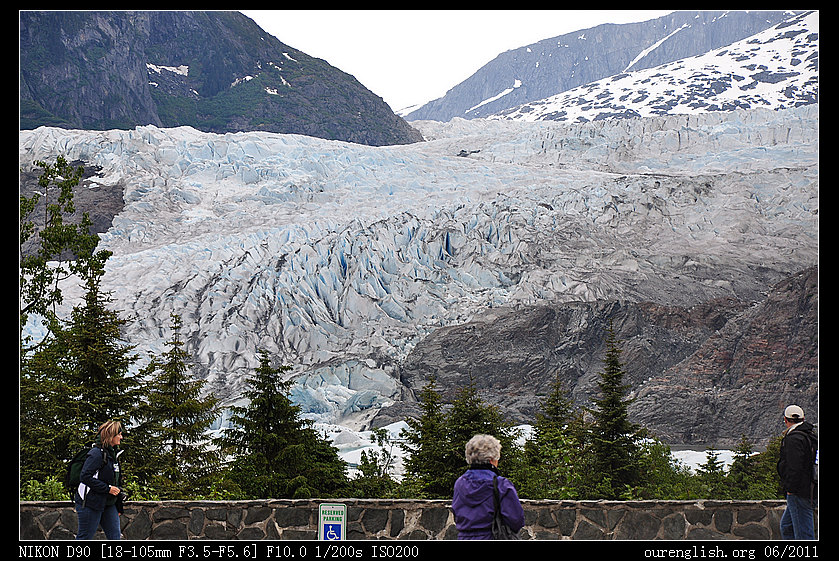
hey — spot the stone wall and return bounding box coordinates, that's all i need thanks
[21,499,803,540]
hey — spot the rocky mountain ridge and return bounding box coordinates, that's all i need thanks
[19,11,422,146]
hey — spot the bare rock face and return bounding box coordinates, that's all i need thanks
[20,11,423,146]
[382,267,817,448]
[19,160,127,260]
[629,266,818,447]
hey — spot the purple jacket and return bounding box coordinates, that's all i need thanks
[452,466,525,539]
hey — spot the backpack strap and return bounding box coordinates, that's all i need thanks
[79,445,108,508]
[808,433,818,502]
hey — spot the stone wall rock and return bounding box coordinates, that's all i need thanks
[21,499,805,540]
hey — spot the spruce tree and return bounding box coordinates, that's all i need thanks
[519,374,583,499]
[217,350,348,499]
[130,313,221,499]
[400,375,520,498]
[587,322,643,499]
[696,448,730,498]
[62,253,141,432]
[445,376,521,490]
[726,434,756,499]
[20,332,83,484]
[20,251,140,486]
[726,434,783,499]
[399,377,448,498]
[20,156,100,349]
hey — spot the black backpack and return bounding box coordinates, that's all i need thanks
[65,444,106,502]
[809,434,818,487]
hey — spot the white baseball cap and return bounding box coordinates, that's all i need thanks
[784,405,805,421]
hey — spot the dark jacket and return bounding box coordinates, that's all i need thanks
[452,465,525,540]
[777,421,817,498]
[75,445,121,512]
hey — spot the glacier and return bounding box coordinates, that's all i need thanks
[20,104,818,442]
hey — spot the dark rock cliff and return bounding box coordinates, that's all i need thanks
[379,267,817,448]
[19,11,423,146]
[629,266,818,447]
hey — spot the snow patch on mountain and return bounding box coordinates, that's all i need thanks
[466,79,522,115]
[623,23,689,73]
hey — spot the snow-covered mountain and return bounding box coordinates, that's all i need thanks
[405,10,806,122]
[491,11,818,123]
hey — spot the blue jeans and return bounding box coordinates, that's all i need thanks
[75,503,121,540]
[780,493,816,540]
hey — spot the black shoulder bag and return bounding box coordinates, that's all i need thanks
[492,475,520,540]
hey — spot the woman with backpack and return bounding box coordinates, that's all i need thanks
[75,420,125,540]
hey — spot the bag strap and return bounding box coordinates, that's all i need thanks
[79,446,109,508]
[492,476,503,520]
[808,434,818,502]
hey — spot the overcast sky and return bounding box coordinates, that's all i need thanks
[242,10,673,112]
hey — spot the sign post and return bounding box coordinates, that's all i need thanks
[318,503,347,541]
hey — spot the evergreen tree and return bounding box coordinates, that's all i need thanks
[444,376,521,493]
[62,253,142,432]
[20,250,141,488]
[535,373,576,426]
[217,350,348,499]
[400,375,520,499]
[20,331,83,484]
[696,448,730,498]
[20,156,100,350]
[757,435,785,499]
[399,377,448,498]
[130,313,221,499]
[586,323,644,499]
[727,434,784,499]
[519,374,583,499]
[726,434,757,499]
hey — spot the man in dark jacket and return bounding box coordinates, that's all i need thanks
[777,405,818,540]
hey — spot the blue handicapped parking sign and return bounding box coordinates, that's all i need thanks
[318,503,347,541]
[323,523,342,540]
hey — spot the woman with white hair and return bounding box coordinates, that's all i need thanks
[451,434,524,539]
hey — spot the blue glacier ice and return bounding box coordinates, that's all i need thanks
[20,105,818,437]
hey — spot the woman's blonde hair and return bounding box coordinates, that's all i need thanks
[98,420,123,447]
[464,434,501,464]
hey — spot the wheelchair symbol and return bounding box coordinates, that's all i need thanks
[324,524,342,540]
